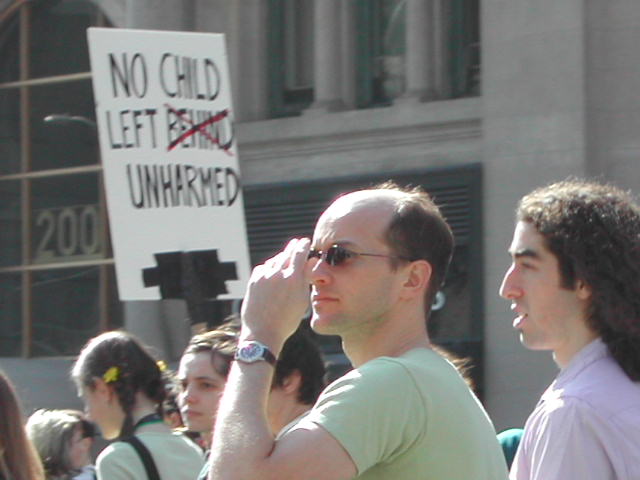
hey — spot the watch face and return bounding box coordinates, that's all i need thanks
[238,342,263,362]
[240,343,262,360]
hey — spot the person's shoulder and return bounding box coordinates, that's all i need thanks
[329,348,450,396]
[96,440,141,477]
[559,355,640,415]
[136,430,205,457]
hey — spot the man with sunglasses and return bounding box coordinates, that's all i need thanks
[210,183,508,479]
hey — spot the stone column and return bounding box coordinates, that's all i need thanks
[228,0,270,121]
[402,0,436,101]
[307,0,344,112]
[340,0,357,109]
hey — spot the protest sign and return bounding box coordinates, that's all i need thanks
[88,27,250,301]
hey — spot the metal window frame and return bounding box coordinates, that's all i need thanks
[0,1,113,357]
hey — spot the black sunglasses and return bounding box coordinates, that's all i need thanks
[308,244,412,266]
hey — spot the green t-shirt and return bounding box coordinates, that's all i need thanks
[301,348,509,480]
[96,431,204,480]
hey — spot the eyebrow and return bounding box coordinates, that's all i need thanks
[510,248,541,259]
[178,375,219,383]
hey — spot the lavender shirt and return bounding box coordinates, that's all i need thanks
[511,338,640,480]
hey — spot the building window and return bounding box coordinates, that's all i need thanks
[450,0,481,98]
[268,0,314,117]
[355,0,480,107]
[355,0,407,107]
[0,0,122,357]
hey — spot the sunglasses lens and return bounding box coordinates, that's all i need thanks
[308,249,321,260]
[327,246,350,266]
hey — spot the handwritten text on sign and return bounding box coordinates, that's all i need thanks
[88,28,251,301]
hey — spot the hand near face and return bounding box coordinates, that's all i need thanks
[239,238,312,352]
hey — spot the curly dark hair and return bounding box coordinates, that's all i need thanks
[71,331,166,439]
[517,178,640,380]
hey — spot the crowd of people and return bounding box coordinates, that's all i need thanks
[1,177,639,480]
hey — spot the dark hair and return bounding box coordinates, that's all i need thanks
[26,409,93,478]
[184,316,325,403]
[374,181,455,317]
[0,370,45,480]
[71,331,166,439]
[517,178,640,380]
[162,371,183,421]
[273,323,326,405]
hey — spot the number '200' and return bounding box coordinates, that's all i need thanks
[34,205,103,261]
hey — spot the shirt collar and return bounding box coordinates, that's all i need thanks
[555,337,608,386]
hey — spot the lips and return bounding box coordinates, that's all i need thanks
[311,289,338,303]
[312,295,338,307]
[513,313,528,328]
[511,304,527,328]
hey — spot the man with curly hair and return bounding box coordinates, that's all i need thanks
[500,179,640,480]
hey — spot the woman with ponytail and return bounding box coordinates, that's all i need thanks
[71,331,203,480]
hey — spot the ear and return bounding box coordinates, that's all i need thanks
[279,370,302,396]
[92,377,116,403]
[575,279,592,301]
[80,436,93,450]
[399,260,432,301]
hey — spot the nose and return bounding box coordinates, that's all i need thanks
[179,385,196,406]
[309,256,331,287]
[499,264,520,300]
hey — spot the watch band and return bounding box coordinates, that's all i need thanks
[235,340,277,366]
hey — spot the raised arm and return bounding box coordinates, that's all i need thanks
[208,238,357,480]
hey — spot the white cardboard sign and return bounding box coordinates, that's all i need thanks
[87,27,250,301]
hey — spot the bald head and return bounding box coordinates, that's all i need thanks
[318,189,400,239]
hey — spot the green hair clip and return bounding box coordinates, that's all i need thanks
[103,366,120,383]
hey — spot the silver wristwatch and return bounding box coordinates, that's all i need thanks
[234,341,276,366]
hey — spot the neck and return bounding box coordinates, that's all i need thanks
[553,326,599,369]
[130,393,162,428]
[343,309,430,367]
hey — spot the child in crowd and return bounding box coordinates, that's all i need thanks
[26,409,96,480]
[71,331,204,480]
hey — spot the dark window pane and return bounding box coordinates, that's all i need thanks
[0,89,21,175]
[0,6,19,83]
[268,0,314,117]
[375,0,406,100]
[31,174,104,264]
[30,0,102,78]
[356,0,406,108]
[450,0,481,98]
[31,267,100,356]
[0,180,21,267]
[31,80,99,171]
[0,273,22,357]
